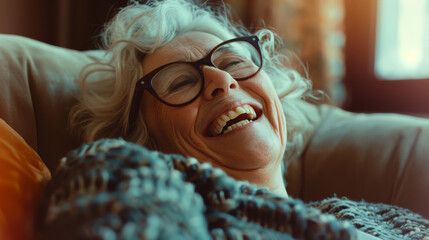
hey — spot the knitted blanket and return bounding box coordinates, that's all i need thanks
[310,198,429,240]
[40,139,429,239]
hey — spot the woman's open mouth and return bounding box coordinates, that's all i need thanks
[205,104,262,137]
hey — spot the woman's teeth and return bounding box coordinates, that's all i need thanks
[222,119,252,134]
[211,105,257,136]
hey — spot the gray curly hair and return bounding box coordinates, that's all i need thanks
[70,0,313,161]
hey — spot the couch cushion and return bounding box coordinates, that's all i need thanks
[0,118,51,240]
[0,34,101,170]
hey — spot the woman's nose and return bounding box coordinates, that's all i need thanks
[202,66,238,99]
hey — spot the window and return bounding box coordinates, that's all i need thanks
[375,0,429,80]
[344,0,429,114]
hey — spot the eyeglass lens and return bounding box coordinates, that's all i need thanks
[150,40,261,105]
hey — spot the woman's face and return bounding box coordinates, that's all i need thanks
[141,31,287,176]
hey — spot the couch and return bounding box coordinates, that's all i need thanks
[1,34,429,233]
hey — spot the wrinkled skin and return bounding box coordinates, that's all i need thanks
[141,32,288,196]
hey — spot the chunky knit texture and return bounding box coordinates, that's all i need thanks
[310,198,429,240]
[40,139,428,239]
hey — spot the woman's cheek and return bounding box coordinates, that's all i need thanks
[262,78,287,146]
[275,97,287,147]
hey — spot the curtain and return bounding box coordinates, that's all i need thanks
[0,0,128,50]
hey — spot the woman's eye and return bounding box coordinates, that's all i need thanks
[168,77,197,92]
[219,59,245,70]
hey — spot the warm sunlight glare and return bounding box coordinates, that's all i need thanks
[375,0,429,80]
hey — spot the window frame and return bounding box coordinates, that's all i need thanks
[344,0,429,114]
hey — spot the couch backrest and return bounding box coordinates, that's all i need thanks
[0,34,101,170]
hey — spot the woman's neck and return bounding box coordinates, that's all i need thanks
[224,161,288,198]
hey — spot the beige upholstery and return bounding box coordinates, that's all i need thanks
[0,34,98,170]
[1,34,428,218]
[286,105,429,218]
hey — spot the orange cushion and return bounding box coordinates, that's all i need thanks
[0,119,51,240]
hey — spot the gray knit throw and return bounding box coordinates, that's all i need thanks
[310,198,429,240]
[40,139,429,239]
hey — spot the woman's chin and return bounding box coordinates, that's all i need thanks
[203,116,284,170]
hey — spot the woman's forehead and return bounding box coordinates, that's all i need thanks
[142,32,223,73]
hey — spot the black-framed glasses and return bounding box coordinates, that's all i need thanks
[128,35,263,127]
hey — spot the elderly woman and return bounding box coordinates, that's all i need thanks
[70,0,310,197]
[39,0,426,239]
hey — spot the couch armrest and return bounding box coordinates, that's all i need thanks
[287,106,429,218]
